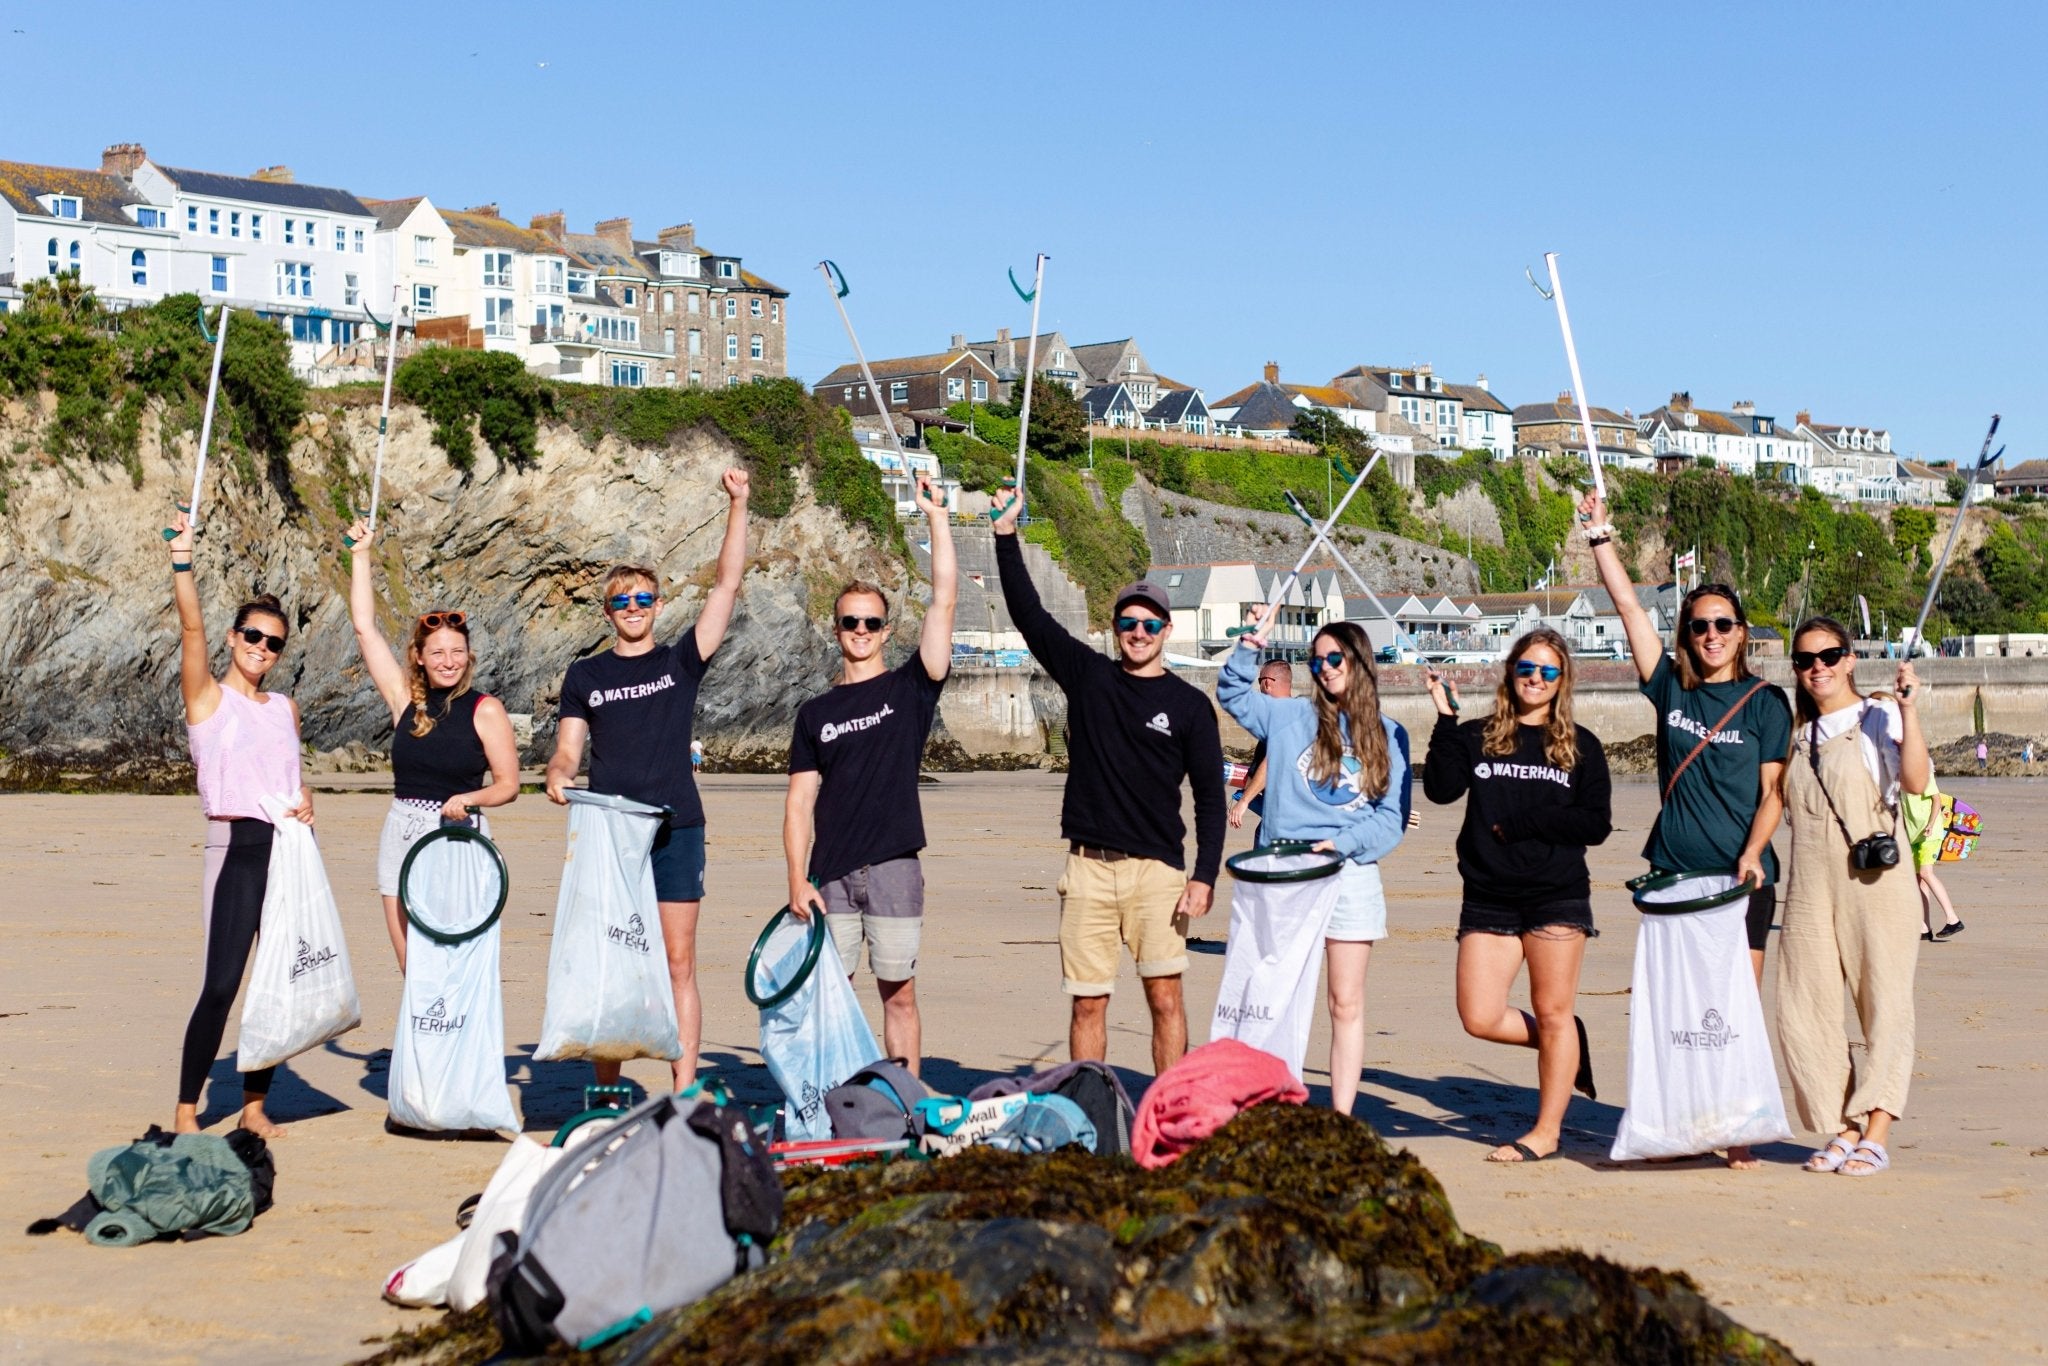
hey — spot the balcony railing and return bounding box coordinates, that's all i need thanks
[529,323,673,355]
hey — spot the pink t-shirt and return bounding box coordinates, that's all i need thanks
[188,685,303,821]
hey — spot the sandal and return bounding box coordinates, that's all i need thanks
[1840,1140,1890,1177]
[1573,1016,1597,1101]
[1804,1135,1858,1173]
[1486,1141,1551,1164]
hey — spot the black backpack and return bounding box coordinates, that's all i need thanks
[969,1061,1137,1158]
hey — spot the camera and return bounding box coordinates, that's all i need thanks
[1850,833,1900,870]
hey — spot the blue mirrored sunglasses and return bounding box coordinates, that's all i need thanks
[1306,651,1347,674]
[607,591,656,611]
[1114,615,1165,636]
[1514,661,1562,681]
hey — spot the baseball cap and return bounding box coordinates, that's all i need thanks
[1114,581,1171,619]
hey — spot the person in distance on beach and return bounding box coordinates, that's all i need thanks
[992,491,1225,1074]
[783,475,955,1077]
[1219,620,1410,1116]
[1423,629,1610,1162]
[544,467,751,1093]
[1580,491,1790,1168]
[1777,619,1928,1178]
[343,519,521,972]
[165,509,312,1138]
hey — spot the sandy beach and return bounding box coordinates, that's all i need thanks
[1,772,2042,1364]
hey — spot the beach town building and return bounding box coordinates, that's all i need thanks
[1795,412,1898,503]
[1991,459,2048,498]
[1511,393,1645,471]
[1896,460,1953,505]
[1142,383,1213,436]
[1633,394,1804,480]
[0,153,174,312]
[964,329,1085,395]
[815,348,999,430]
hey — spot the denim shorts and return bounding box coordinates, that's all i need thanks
[1457,896,1598,939]
[649,820,707,902]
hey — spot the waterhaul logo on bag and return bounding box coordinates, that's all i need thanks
[587,674,677,709]
[1670,1007,1736,1050]
[1215,1002,1276,1025]
[1668,709,1745,745]
[411,995,467,1035]
[607,911,651,953]
[820,702,894,744]
[290,936,338,981]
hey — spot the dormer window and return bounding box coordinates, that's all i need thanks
[1388,374,1401,388]
[717,260,736,279]
[135,207,164,229]
[659,251,700,278]
[46,195,80,219]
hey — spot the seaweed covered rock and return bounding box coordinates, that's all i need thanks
[356,1105,1806,1365]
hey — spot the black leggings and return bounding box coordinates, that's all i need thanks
[178,820,277,1105]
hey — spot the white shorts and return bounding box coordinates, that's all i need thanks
[376,799,490,897]
[1326,860,1387,942]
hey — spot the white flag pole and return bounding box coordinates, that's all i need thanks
[1536,252,1607,502]
[1010,254,1047,498]
[179,305,230,535]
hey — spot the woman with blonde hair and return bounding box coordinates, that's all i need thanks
[345,518,521,970]
[1219,620,1410,1116]
[1424,629,1611,1162]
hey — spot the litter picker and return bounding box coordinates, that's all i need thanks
[162,305,229,539]
[1903,414,2002,688]
[1528,252,1607,503]
[1008,255,1047,498]
[817,261,913,471]
[1248,450,1383,639]
[365,291,407,534]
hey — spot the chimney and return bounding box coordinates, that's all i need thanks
[996,326,1010,344]
[595,216,633,247]
[1263,361,1279,384]
[657,222,696,249]
[1556,390,1573,406]
[530,210,566,241]
[1669,391,1692,412]
[465,203,501,219]
[100,142,147,178]
[1732,399,1755,416]
[1415,361,1433,377]
[949,333,965,350]
[1474,372,1489,392]
[1795,409,1811,427]
[250,165,294,184]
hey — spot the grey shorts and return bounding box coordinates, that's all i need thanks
[820,857,923,981]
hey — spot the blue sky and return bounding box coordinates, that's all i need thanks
[4,1,2038,460]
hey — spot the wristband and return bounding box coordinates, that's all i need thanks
[172,561,193,573]
[1586,535,1611,548]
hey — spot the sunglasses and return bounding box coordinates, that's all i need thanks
[1792,645,1852,671]
[1307,650,1347,675]
[418,610,467,632]
[236,626,286,653]
[1687,616,1740,637]
[1514,661,1562,681]
[837,615,887,633]
[607,591,657,611]
[1114,616,1166,636]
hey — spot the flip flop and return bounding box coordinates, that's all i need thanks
[1486,1141,1550,1164]
[1804,1135,1858,1173]
[1840,1140,1890,1177]
[1573,1016,1597,1100]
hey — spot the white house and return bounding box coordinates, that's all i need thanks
[1154,563,1351,656]
[0,154,176,311]
[1450,377,1514,457]
[1796,412,1897,503]
[366,197,464,334]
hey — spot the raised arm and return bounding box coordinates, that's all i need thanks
[782,769,827,920]
[1215,639,1281,738]
[166,509,222,725]
[991,495,1093,687]
[915,476,957,682]
[345,518,410,722]
[1578,490,1664,684]
[1420,712,1472,805]
[692,467,752,661]
[1894,662,1931,795]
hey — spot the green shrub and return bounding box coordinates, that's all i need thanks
[395,349,548,470]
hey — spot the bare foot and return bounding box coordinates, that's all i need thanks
[172,1103,201,1135]
[1724,1145,1760,1170]
[238,1103,286,1139]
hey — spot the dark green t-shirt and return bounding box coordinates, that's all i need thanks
[1641,654,1792,881]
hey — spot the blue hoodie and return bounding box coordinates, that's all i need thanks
[1217,644,1411,864]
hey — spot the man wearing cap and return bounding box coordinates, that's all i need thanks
[991,495,1225,1073]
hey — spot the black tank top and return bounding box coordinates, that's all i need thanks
[392,689,489,801]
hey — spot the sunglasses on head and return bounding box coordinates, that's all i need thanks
[236,626,286,653]
[838,614,887,633]
[1687,616,1740,637]
[1792,645,1852,671]
[1307,650,1347,675]
[418,610,467,632]
[607,591,656,611]
[1114,616,1166,636]
[1513,661,1562,681]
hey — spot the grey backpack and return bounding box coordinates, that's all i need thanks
[488,1087,780,1351]
[824,1059,932,1141]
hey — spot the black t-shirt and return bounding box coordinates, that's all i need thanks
[788,654,947,884]
[1422,714,1612,904]
[559,630,711,826]
[1641,655,1792,880]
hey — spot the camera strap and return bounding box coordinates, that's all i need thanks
[1806,703,1895,851]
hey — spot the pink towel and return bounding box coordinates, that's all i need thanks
[1131,1039,1308,1170]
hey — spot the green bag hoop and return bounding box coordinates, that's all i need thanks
[745,907,826,1009]
[1627,869,1753,915]
[397,824,510,946]
[1226,840,1346,884]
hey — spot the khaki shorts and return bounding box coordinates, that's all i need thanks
[1057,850,1189,996]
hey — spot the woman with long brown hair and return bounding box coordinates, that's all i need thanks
[1424,629,1611,1162]
[1219,620,1411,1115]
[1778,617,1927,1177]
[345,518,521,970]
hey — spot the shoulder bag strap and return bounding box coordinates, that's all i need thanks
[1662,678,1770,803]
[1806,716,1862,850]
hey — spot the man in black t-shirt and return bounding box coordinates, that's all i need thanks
[545,466,751,1092]
[785,476,955,1077]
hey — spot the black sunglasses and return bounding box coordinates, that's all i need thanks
[1792,645,1852,671]
[236,626,286,653]
[1687,616,1740,637]
[1114,616,1166,636]
[607,591,656,611]
[1514,661,1562,681]
[1307,650,1347,674]
[838,615,887,633]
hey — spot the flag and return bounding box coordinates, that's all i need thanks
[967,573,986,588]
[1675,549,1697,570]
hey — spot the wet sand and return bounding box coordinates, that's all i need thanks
[1,774,2042,1364]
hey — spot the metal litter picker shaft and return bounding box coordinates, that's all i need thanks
[1903,414,2002,688]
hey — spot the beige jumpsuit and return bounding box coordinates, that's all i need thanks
[1777,718,1922,1134]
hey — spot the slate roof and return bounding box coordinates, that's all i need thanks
[157,166,371,216]
[1511,399,1633,427]
[1442,382,1509,415]
[816,350,992,388]
[0,160,147,226]
[1146,389,1208,423]
[562,232,654,279]
[1214,379,1371,412]
[1644,405,1746,438]
[1151,565,1212,610]
[362,196,426,230]
[444,208,562,254]
[1225,383,1308,432]
[1070,339,1144,385]
[1082,384,1138,420]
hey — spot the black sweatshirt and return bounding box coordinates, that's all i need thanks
[995,532,1226,883]
[1421,713,1612,904]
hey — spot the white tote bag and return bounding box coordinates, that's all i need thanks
[752,912,880,1141]
[237,792,362,1072]
[1209,846,1343,1079]
[535,792,682,1064]
[1611,896,1792,1160]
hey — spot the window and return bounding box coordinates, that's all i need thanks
[664,370,676,385]
[568,268,591,296]
[344,273,359,306]
[485,296,516,338]
[881,380,904,403]
[594,315,639,344]
[67,241,80,275]
[660,251,699,277]
[661,290,672,312]
[1437,401,1455,428]
[750,298,762,318]
[1399,397,1421,423]
[413,234,435,265]
[749,334,763,360]
[717,260,736,279]
[304,217,320,244]
[250,212,264,242]
[686,293,700,315]
[726,375,740,387]
[230,211,242,238]
[210,255,229,292]
[283,217,295,244]
[131,249,148,286]
[208,208,220,235]
[623,286,637,306]
[45,237,58,275]
[687,330,702,356]
[136,207,164,229]
[276,261,313,298]
[771,301,780,322]
[946,377,965,401]
[51,195,79,219]
[723,297,737,318]
[534,259,565,294]
[413,283,437,315]
[353,228,365,253]
[482,251,512,288]
[972,379,988,402]
[725,334,739,360]
[187,205,199,233]
[334,225,347,252]
[1387,373,1401,388]
[663,327,675,352]
[610,359,647,387]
